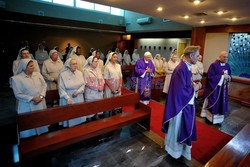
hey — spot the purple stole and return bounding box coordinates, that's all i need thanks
[135,58,155,100]
[162,61,197,146]
[203,60,231,115]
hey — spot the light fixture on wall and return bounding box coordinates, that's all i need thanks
[122,34,131,40]
[184,15,189,19]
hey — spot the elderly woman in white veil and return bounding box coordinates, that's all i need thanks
[131,49,140,65]
[13,47,40,75]
[104,52,123,115]
[83,55,105,120]
[10,59,48,138]
[58,58,86,127]
[115,48,123,64]
[92,50,104,74]
[161,57,167,75]
[153,54,163,77]
[35,43,49,71]
[170,48,180,62]
[163,54,179,94]
[123,50,131,65]
[67,46,86,71]
[42,50,63,90]
[53,46,64,61]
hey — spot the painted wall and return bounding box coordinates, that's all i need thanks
[124,11,192,33]
[203,33,230,72]
[137,38,190,60]
[4,0,125,26]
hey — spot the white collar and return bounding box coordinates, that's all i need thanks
[220,63,226,66]
[184,61,192,71]
[144,59,149,63]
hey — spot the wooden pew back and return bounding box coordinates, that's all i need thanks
[205,124,250,167]
[18,93,140,131]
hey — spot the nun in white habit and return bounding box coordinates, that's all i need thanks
[104,52,123,98]
[161,57,167,75]
[58,58,86,127]
[92,50,104,74]
[53,46,64,61]
[35,43,49,70]
[42,50,64,90]
[83,56,105,119]
[191,55,204,82]
[153,54,163,77]
[68,46,86,71]
[10,59,48,138]
[115,48,123,65]
[163,54,179,93]
[123,50,131,65]
[131,49,140,65]
[13,47,40,75]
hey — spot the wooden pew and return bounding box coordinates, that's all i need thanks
[151,76,165,102]
[17,92,151,160]
[205,123,250,167]
[121,65,135,78]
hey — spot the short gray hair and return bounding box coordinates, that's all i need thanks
[183,46,200,57]
[144,51,152,57]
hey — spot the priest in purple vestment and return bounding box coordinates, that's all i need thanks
[135,51,155,105]
[200,51,231,124]
[162,46,202,160]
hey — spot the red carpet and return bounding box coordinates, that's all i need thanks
[122,95,233,164]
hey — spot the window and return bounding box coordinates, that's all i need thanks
[76,0,94,10]
[35,0,124,16]
[94,4,110,13]
[41,0,52,2]
[53,0,74,7]
[111,7,124,16]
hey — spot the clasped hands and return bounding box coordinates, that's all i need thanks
[67,91,79,104]
[193,82,202,91]
[146,67,152,73]
[224,74,230,80]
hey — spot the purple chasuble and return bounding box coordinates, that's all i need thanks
[203,60,231,115]
[162,61,197,146]
[135,58,155,101]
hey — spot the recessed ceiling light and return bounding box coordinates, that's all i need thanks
[217,11,224,15]
[193,0,201,5]
[231,17,237,21]
[200,20,205,24]
[157,7,163,12]
[184,15,189,19]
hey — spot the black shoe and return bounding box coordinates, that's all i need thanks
[109,110,116,116]
[98,114,104,119]
[117,108,123,113]
[94,114,100,120]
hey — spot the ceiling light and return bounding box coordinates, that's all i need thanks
[231,17,237,21]
[157,7,163,12]
[217,11,224,15]
[184,15,189,19]
[200,20,205,24]
[193,0,201,5]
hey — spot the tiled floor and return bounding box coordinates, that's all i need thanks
[0,87,249,167]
